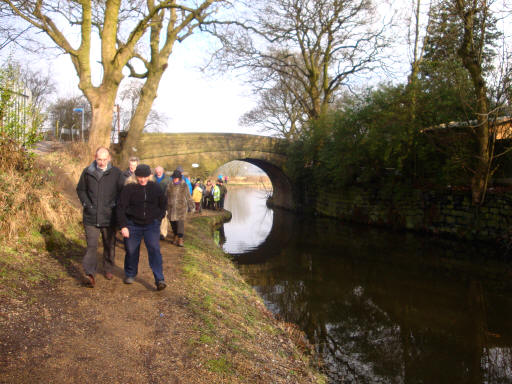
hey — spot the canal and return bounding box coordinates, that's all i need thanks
[215,186,512,383]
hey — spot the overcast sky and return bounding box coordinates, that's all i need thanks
[153,34,259,135]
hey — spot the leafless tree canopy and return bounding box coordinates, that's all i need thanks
[20,65,56,112]
[0,0,230,154]
[207,0,389,137]
[118,79,168,133]
[239,75,307,139]
[49,95,90,135]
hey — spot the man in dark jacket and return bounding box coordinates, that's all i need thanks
[76,147,124,287]
[117,164,167,290]
[122,156,139,180]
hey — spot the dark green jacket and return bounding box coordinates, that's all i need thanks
[155,174,170,193]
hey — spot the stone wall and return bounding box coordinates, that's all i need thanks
[315,187,512,242]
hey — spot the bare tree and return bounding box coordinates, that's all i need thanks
[0,0,230,156]
[19,64,56,135]
[240,74,306,139]
[49,95,90,140]
[422,0,511,204]
[446,0,505,204]
[216,161,246,178]
[0,16,32,51]
[406,0,434,119]
[209,0,389,127]
[20,65,56,113]
[118,79,168,133]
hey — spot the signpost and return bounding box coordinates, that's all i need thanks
[73,107,84,141]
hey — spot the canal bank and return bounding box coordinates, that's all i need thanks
[181,211,327,383]
[300,186,512,244]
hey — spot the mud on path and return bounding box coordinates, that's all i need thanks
[0,218,225,384]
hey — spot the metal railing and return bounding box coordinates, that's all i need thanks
[0,85,32,143]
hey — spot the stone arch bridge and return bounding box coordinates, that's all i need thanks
[131,133,294,209]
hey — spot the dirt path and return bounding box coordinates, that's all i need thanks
[1,212,226,384]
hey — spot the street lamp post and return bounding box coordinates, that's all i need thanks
[73,107,84,141]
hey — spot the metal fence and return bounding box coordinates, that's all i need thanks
[0,84,32,143]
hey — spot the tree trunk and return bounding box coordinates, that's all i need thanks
[119,71,164,165]
[88,98,116,153]
[455,0,490,205]
[470,92,489,205]
[84,90,117,156]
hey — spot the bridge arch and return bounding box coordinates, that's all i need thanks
[132,133,294,209]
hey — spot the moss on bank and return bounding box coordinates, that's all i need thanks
[182,213,327,383]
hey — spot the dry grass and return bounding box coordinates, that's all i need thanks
[0,141,81,241]
[41,141,91,185]
[0,140,84,298]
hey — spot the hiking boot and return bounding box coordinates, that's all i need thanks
[123,276,135,284]
[178,238,184,247]
[156,281,167,291]
[85,274,95,287]
[172,235,179,245]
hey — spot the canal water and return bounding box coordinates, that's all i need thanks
[215,186,512,383]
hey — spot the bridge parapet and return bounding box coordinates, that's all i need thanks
[135,132,294,209]
[138,132,286,156]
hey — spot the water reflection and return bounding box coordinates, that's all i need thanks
[219,188,512,383]
[220,187,273,254]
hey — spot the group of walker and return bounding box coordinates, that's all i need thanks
[195,177,228,211]
[76,147,210,291]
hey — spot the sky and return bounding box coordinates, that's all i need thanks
[18,31,261,136]
[6,0,511,138]
[4,1,411,138]
[153,36,259,135]
[4,0,410,138]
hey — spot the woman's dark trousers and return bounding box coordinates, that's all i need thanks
[170,220,185,238]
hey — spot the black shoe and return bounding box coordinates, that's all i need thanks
[156,281,166,291]
[85,274,95,287]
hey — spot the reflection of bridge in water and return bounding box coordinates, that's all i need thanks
[230,207,297,265]
[132,133,295,209]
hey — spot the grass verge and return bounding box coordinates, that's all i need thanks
[182,213,327,383]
